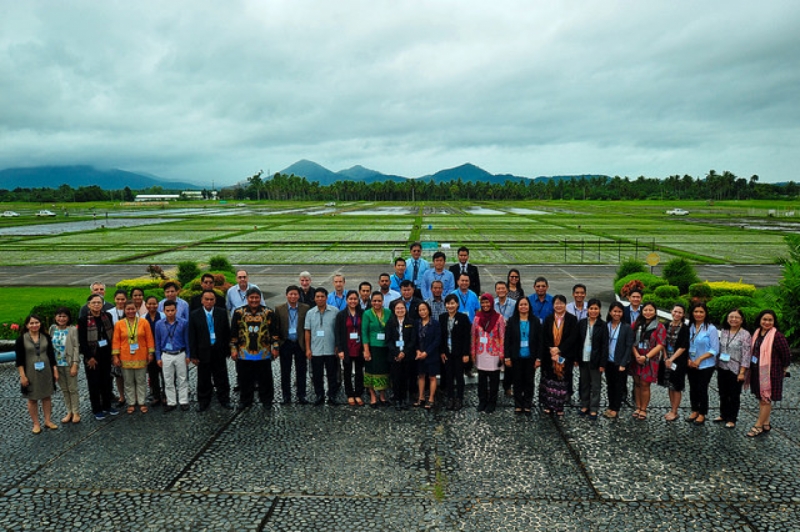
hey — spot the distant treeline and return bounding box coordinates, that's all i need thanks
[2,170,796,203]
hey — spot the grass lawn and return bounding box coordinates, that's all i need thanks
[0,287,96,324]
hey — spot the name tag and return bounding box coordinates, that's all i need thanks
[98,339,108,347]
[349,332,359,340]
[688,350,696,358]
[638,342,647,350]
[130,343,139,352]
[671,363,677,371]
[557,356,565,365]
[751,356,759,364]
[584,344,592,354]
[719,352,731,362]
[520,341,529,348]
[316,331,325,337]
[396,341,404,349]
[210,333,216,343]
[165,342,173,351]
[34,361,45,371]
[376,333,386,341]
[288,328,296,336]
[480,336,489,344]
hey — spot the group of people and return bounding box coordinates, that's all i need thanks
[15,243,792,438]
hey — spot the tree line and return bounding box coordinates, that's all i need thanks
[1,170,796,203]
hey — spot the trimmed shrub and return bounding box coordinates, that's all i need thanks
[28,299,83,330]
[615,258,646,283]
[706,295,756,325]
[779,261,800,345]
[688,282,712,300]
[614,272,668,296]
[115,279,163,292]
[209,255,235,273]
[741,306,781,330]
[662,258,700,294]
[654,285,680,299]
[177,261,201,288]
[706,281,756,298]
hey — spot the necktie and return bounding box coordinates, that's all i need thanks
[413,260,419,282]
[206,311,215,345]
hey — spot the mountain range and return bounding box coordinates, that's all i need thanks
[0,162,605,190]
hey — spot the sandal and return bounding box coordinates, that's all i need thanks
[355,397,364,406]
[412,400,423,407]
[712,417,725,423]
[126,406,136,415]
[347,397,356,407]
[685,413,699,423]
[763,424,772,432]
[632,410,641,419]
[746,426,764,438]
[725,422,736,429]
[638,411,648,420]
[589,412,598,420]
[664,412,678,422]
[425,401,433,410]
[140,405,148,414]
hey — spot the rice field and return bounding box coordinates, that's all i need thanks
[0,200,795,265]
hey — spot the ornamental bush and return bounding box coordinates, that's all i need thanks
[615,258,647,283]
[706,295,756,325]
[614,272,668,296]
[28,299,83,330]
[177,261,201,289]
[706,281,756,298]
[688,282,712,300]
[115,279,163,293]
[654,285,680,299]
[209,255,235,273]
[662,258,700,294]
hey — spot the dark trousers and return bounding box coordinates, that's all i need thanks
[279,340,307,401]
[85,356,113,414]
[311,355,339,400]
[578,362,602,412]
[390,356,412,403]
[605,362,626,412]
[687,366,715,415]
[717,369,743,422]
[512,357,536,409]
[197,352,231,406]
[342,355,365,398]
[503,364,515,392]
[565,363,575,397]
[444,354,466,400]
[477,370,500,406]
[238,359,273,406]
[147,358,165,401]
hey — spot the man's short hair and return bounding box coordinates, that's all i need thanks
[533,276,549,286]
[394,257,406,266]
[572,283,587,293]
[379,273,391,280]
[201,289,217,297]
[201,273,215,282]
[410,242,422,251]
[359,281,372,291]
[400,280,414,289]
[163,300,177,309]
[90,281,105,290]
[432,251,445,261]
[315,287,329,297]
[245,286,262,298]
[163,281,180,292]
[431,280,443,288]
[495,281,508,289]
[299,271,311,280]
[286,285,300,295]
[457,246,469,254]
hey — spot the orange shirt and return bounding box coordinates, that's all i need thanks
[112,317,155,369]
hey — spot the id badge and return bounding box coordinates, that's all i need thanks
[480,336,489,345]
[34,361,45,371]
[349,332,359,340]
[689,350,696,358]
[165,342,173,351]
[751,356,759,364]
[719,352,731,362]
[376,333,386,341]
[288,327,297,336]
[316,330,325,337]
[670,363,677,370]
[130,343,139,352]
[98,339,108,347]
[638,342,647,350]
[557,356,565,365]
[520,341,529,348]
[396,340,404,349]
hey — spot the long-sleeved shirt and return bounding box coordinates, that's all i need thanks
[404,257,430,288]
[157,297,190,322]
[154,318,191,361]
[225,283,264,317]
[230,305,280,360]
[111,317,155,369]
[420,269,455,301]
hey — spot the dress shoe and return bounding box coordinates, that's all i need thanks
[197,403,210,412]
[476,402,487,412]
[327,398,339,406]
[485,403,496,414]
[297,398,309,405]
[314,397,325,406]
[163,405,176,413]
[180,404,190,411]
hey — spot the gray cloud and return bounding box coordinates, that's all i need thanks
[0,1,798,184]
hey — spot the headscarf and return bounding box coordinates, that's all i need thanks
[475,293,501,333]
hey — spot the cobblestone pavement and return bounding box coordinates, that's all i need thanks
[0,264,790,530]
[1,358,798,531]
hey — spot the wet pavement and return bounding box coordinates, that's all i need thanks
[0,263,792,530]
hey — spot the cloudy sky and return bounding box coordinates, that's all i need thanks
[1,1,798,186]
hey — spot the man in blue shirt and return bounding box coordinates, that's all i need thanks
[154,300,191,412]
[158,282,190,322]
[421,251,455,301]
[528,276,554,324]
[404,242,430,296]
[450,273,480,322]
[390,258,407,292]
[226,269,264,318]
[326,274,348,311]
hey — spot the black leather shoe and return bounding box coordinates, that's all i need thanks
[314,397,325,406]
[180,404,189,411]
[163,405,176,413]
[328,398,339,406]
[236,403,250,412]
[486,403,496,414]
[280,398,292,405]
[297,398,308,405]
[197,403,209,412]
[477,402,487,412]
